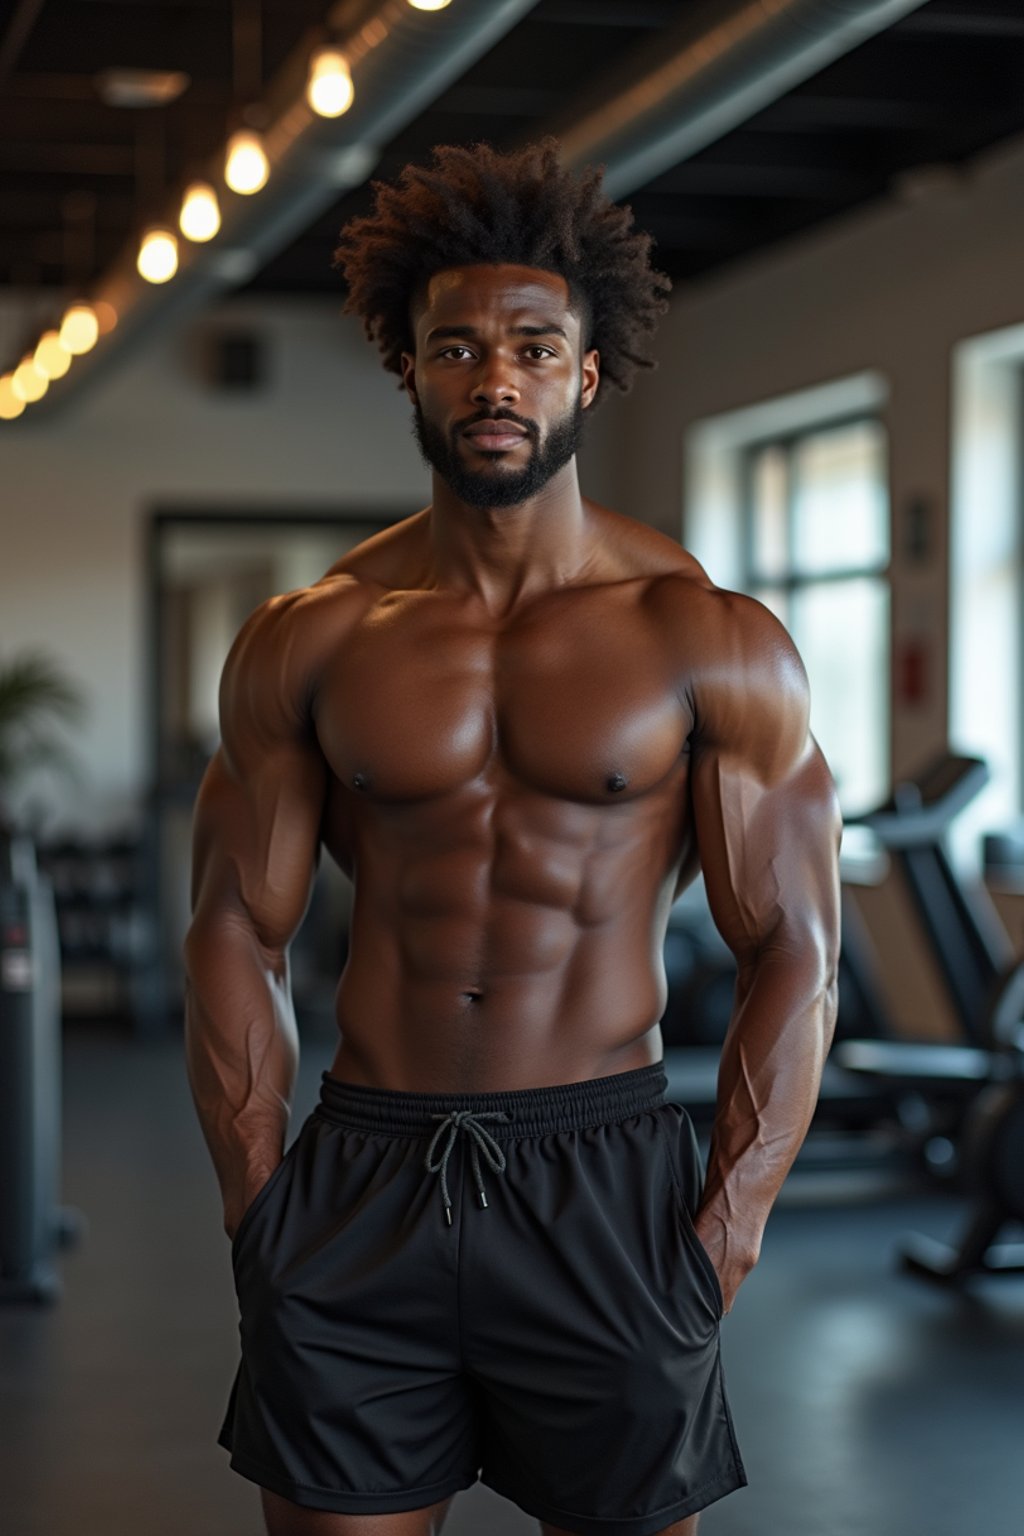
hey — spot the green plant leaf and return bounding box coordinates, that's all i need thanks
[0,649,88,806]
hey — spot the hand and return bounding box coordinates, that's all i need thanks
[693,1211,759,1315]
[222,1161,278,1243]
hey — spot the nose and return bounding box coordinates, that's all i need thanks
[469,354,520,409]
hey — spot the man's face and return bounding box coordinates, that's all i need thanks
[400,264,600,510]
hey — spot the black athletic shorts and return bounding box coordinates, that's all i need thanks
[219,1061,748,1535]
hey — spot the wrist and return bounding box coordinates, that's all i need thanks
[222,1152,280,1240]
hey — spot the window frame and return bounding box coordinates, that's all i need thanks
[739,408,891,596]
[738,410,892,812]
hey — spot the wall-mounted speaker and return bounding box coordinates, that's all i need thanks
[206,330,266,391]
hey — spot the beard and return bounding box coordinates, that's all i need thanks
[412,392,585,510]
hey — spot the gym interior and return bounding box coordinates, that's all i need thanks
[2,3,1024,1534]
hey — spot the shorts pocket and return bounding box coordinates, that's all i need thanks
[653,1105,725,1321]
[676,1194,725,1319]
[230,1120,306,1261]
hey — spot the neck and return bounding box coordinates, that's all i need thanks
[424,461,592,614]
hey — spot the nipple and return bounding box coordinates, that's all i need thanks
[352,772,369,791]
[607,772,628,793]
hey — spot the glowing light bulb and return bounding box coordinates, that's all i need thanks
[137,226,179,283]
[306,49,354,118]
[94,300,118,335]
[407,0,452,10]
[12,355,49,403]
[34,330,73,380]
[0,374,26,420]
[179,180,222,241]
[59,303,99,355]
[225,129,269,195]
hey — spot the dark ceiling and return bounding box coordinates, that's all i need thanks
[2,0,1024,303]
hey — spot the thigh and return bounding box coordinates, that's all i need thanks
[262,1488,455,1535]
[223,1113,480,1506]
[468,1104,744,1528]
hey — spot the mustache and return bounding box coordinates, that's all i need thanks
[454,408,538,439]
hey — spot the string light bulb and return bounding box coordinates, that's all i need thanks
[407,0,452,10]
[93,300,118,335]
[306,48,354,118]
[0,374,26,420]
[179,180,222,241]
[137,226,179,283]
[59,303,99,355]
[225,128,269,194]
[12,355,49,403]
[34,331,73,380]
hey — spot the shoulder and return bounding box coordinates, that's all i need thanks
[584,501,705,582]
[696,584,804,683]
[647,561,802,676]
[322,509,430,588]
[220,570,379,749]
[649,573,810,774]
[585,508,807,726]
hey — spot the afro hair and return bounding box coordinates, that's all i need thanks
[333,139,671,406]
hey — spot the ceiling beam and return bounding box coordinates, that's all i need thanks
[0,186,132,221]
[897,10,1024,39]
[0,143,134,174]
[747,93,957,131]
[630,207,754,246]
[4,71,230,104]
[438,84,559,117]
[643,161,870,199]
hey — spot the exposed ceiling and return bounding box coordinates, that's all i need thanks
[2,0,1023,307]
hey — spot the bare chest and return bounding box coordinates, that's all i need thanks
[315,590,691,805]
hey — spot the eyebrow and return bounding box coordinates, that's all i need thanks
[424,322,569,344]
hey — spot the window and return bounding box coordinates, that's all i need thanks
[949,329,1024,870]
[741,417,890,814]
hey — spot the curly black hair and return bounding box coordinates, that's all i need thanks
[333,139,671,406]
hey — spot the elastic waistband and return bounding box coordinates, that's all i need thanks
[316,1061,668,1139]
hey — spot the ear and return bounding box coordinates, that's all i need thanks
[581,348,600,410]
[400,351,418,405]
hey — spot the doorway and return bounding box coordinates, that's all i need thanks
[140,507,401,1032]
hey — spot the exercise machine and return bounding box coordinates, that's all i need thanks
[0,829,79,1302]
[834,754,1024,1283]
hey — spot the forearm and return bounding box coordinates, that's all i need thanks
[698,947,838,1267]
[183,914,299,1226]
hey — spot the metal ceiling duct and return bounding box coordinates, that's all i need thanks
[553,0,931,200]
[30,0,539,416]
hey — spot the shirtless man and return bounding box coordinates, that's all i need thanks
[184,140,841,1536]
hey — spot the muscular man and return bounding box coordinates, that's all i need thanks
[184,140,841,1536]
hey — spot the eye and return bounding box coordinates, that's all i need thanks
[523,345,555,360]
[439,345,475,360]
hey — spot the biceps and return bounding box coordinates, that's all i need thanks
[189,744,328,953]
[690,743,840,966]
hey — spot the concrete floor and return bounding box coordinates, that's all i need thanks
[2,1025,1023,1536]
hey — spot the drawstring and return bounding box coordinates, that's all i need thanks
[424,1109,511,1226]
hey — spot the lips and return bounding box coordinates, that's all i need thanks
[463,419,528,449]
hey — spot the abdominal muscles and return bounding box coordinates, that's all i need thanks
[329,771,690,1090]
